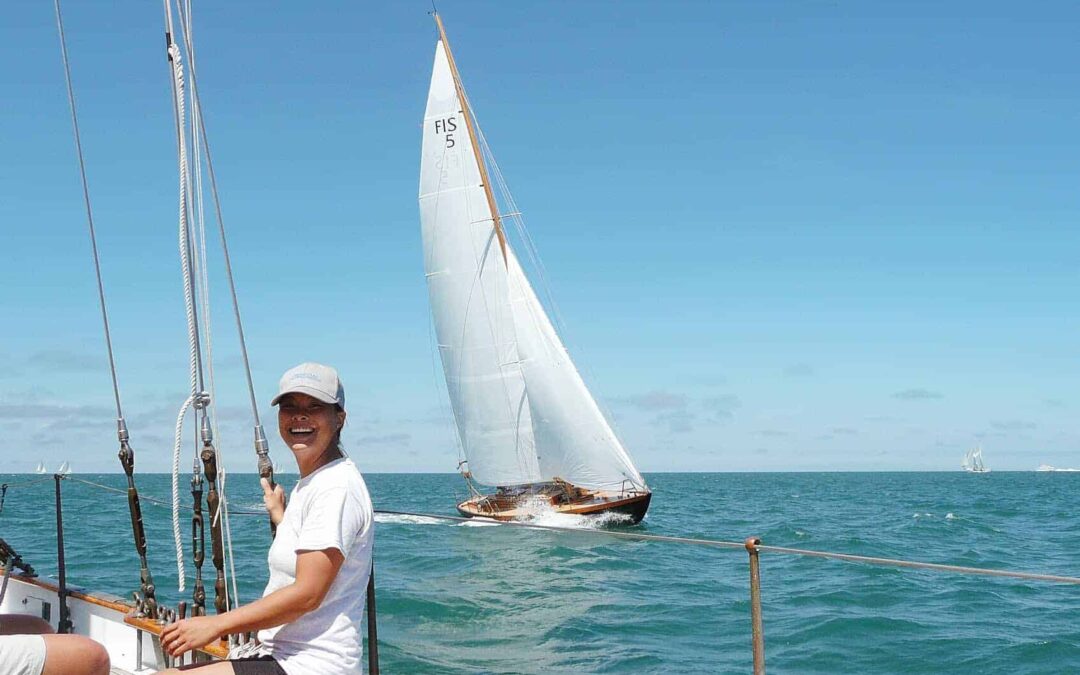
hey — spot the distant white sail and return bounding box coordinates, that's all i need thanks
[962,447,989,473]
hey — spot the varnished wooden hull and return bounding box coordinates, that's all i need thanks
[457,489,651,525]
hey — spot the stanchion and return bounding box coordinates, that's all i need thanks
[745,536,765,675]
[54,475,73,634]
[366,562,379,674]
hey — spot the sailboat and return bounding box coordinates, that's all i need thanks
[1037,463,1080,472]
[418,16,651,524]
[961,446,990,473]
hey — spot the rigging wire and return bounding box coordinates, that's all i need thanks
[171,0,244,612]
[62,476,263,515]
[171,1,268,450]
[52,0,125,428]
[162,0,207,594]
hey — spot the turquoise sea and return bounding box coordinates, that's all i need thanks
[1,472,1077,674]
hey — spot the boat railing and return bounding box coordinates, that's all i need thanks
[618,478,647,498]
[6,476,1080,675]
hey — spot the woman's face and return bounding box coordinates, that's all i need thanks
[277,392,346,455]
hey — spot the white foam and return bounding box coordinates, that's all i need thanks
[512,497,634,530]
[457,517,500,527]
[374,513,445,526]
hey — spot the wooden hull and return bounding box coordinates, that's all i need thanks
[457,484,651,524]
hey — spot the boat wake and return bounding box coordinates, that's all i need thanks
[510,496,636,530]
[373,502,638,530]
[374,513,446,526]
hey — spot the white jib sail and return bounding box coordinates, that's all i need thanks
[505,249,646,490]
[419,41,541,487]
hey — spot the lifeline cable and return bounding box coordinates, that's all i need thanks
[371,508,1080,586]
[47,477,1080,587]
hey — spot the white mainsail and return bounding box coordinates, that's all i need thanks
[420,41,540,487]
[418,39,646,491]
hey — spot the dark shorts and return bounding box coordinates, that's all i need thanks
[178,654,287,674]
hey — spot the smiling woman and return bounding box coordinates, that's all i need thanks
[157,363,374,675]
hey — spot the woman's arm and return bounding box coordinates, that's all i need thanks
[160,547,344,657]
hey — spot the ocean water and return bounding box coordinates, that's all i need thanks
[1,472,1077,674]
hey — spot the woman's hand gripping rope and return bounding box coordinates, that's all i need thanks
[261,477,285,527]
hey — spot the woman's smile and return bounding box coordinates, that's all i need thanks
[278,393,343,454]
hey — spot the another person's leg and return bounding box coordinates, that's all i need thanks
[40,634,110,675]
[0,614,54,635]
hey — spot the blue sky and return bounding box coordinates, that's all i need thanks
[2,1,1079,474]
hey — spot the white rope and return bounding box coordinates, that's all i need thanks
[171,395,194,592]
[168,37,202,595]
[173,0,241,611]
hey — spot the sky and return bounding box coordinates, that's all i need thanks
[2,1,1079,474]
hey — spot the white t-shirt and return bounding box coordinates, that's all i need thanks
[258,457,374,675]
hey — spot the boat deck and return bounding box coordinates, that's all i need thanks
[1,572,228,673]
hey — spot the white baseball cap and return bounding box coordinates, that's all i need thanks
[270,362,345,409]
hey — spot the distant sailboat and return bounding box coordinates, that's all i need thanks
[1037,464,1080,472]
[417,15,651,523]
[34,462,46,474]
[961,447,990,473]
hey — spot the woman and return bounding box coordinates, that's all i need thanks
[160,362,374,675]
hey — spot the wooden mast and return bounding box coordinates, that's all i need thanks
[434,13,509,266]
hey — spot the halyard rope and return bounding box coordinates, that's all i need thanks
[172,0,269,452]
[171,394,195,592]
[166,31,196,594]
[171,0,242,612]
